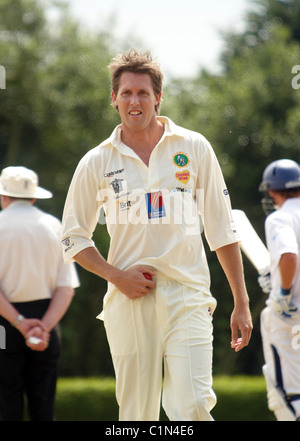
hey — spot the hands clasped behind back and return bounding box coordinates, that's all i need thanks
[17,317,50,351]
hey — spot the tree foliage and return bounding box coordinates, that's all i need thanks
[1,0,300,376]
[0,0,117,376]
[160,0,300,374]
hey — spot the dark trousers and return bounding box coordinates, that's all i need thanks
[0,299,60,421]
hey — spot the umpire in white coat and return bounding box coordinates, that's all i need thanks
[0,166,79,421]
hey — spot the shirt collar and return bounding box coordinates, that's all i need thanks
[2,200,33,214]
[101,116,185,150]
[282,197,300,208]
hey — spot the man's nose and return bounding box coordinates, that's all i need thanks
[130,94,140,105]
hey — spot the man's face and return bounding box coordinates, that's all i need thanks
[111,72,161,133]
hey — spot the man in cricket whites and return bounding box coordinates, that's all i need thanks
[259,159,300,421]
[62,49,252,421]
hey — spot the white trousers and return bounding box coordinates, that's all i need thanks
[103,275,217,421]
[261,306,300,420]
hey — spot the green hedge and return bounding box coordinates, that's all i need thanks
[53,376,275,421]
[212,376,275,421]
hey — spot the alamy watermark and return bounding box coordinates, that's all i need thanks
[0,325,6,349]
[95,187,206,236]
[292,65,300,90]
[0,65,6,89]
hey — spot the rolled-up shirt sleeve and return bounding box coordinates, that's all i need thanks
[62,154,103,263]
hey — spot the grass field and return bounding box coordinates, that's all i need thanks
[53,375,275,421]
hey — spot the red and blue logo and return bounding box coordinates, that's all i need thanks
[145,191,166,219]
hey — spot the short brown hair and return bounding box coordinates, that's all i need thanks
[108,49,163,113]
[274,188,300,199]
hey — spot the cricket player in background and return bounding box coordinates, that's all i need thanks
[259,159,300,421]
[61,49,252,421]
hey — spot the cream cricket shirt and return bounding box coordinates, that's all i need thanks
[62,117,238,299]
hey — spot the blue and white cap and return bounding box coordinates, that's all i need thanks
[259,159,300,192]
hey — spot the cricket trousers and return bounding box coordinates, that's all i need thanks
[103,274,217,421]
[261,306,300,420]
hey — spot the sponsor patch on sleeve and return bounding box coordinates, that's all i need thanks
[62,237,74,253]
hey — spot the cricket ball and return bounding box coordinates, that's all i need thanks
[143,273,152,281]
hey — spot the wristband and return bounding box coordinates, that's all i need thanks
[280,287,291,296]
[12,314,24,327]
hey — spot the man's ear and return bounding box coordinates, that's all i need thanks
[111,90,119,112]
[155,92,162,107]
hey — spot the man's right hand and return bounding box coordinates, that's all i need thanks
[112,265,156,299]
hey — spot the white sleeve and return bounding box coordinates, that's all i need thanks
[56,261,80,288]
[61,154,104,263]
[265,214,298,267]
[197,139,239,251]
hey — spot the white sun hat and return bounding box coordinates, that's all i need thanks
[0,166,53,199]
